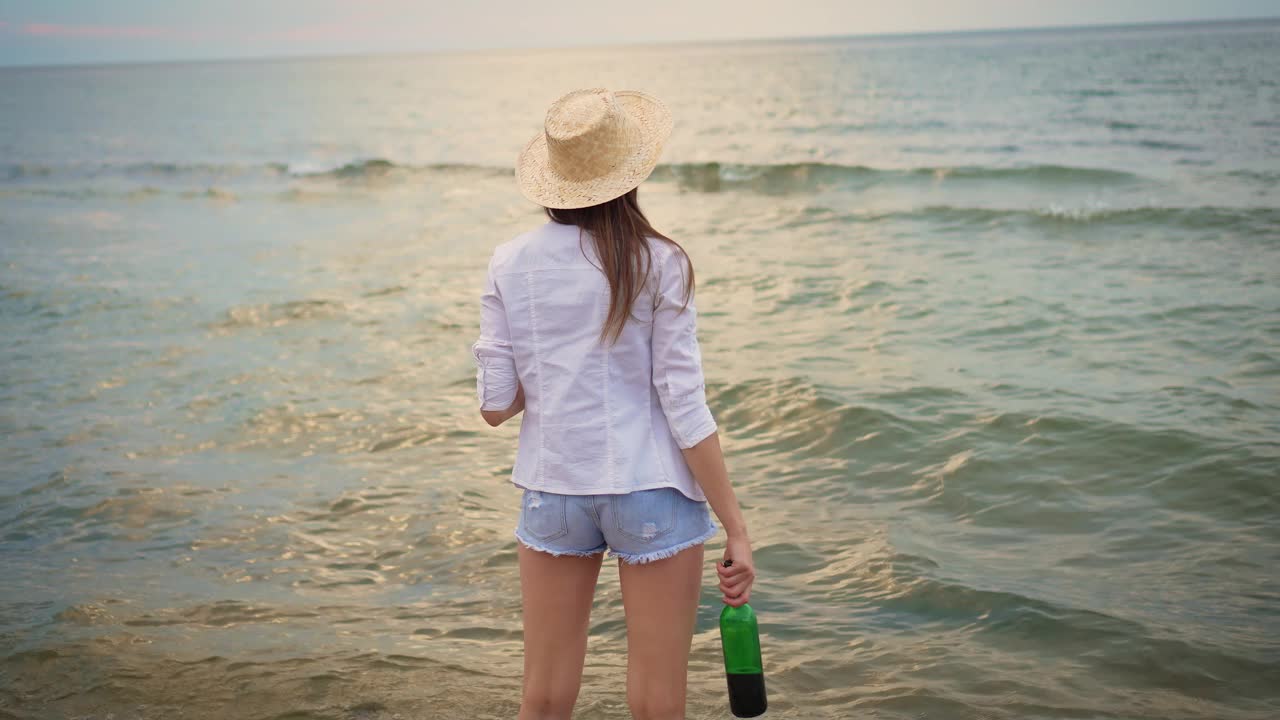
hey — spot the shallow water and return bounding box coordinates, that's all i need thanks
[1,19,1278,720]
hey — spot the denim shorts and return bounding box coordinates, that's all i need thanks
[514,486,719,565]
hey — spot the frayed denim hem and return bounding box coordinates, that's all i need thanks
[514,529,607,558]
[610,521,720,565]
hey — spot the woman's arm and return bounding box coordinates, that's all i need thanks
[680,430,755,605]
[481,381,524,427]
[650,246,756,606]
[472,252,521,423]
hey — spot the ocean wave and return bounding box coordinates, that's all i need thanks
[285,158,511,180]
[1132,138,1204,152]
[1225,169,1280,184]
[1106,119,1142,131]
[1072,88,1121,98]
[980,204,1279,231]
[797,204,1280,233]
[5,165,1275,235]
[705,376,930,463]
[873,572,1277,687]
[650,161,1145,192]
[1,160,287,182]
[1,158,1146,189]
[824,534,1279,702]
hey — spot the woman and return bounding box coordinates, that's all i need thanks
[471,87,757,720]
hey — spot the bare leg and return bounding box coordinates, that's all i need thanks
[517,542,604,720]
[617,542,706,720]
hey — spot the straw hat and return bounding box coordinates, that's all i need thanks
[516,88,672,209]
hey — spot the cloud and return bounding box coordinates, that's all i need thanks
[12,23,167,38]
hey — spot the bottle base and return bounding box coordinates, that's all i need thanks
[727,672,767,717]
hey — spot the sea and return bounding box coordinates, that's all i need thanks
[1,18,1277,720]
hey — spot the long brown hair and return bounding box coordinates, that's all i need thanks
[545,187,695,346]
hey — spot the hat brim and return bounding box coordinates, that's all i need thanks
[515,90,673,210]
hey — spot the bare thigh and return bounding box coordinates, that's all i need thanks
[517,542,604,720]
[618,542,705,720]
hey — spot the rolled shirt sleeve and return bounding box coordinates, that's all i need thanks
[651,246,718,449]
[472,254,518,411]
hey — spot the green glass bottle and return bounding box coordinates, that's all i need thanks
[719,559,767,717]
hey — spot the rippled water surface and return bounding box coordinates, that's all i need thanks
[2,20,1279,720]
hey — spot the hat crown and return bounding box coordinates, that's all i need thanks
[543,88,641,182]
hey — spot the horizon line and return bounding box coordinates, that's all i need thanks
[1,14,1275,71]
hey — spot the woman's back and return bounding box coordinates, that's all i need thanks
[476,218,717,501]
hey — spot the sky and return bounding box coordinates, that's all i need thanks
[0,0,1275,67]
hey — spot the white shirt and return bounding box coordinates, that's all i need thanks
[471,219,717,501]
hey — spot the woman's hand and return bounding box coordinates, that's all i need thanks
[481,382,525,427]
[718,533,755,607]
[508,382,526,416]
